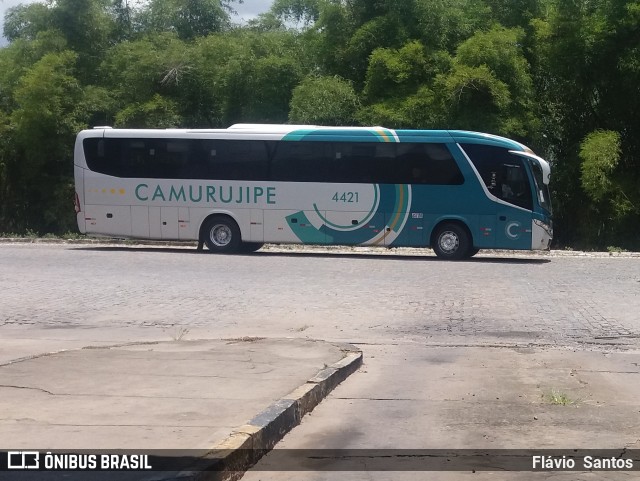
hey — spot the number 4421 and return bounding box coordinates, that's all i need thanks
[332,192,359,203]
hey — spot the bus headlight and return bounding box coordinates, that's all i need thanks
[534,219,553,237]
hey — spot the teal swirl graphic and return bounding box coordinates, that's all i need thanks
[282,128,411,245]
[286,183,411,245]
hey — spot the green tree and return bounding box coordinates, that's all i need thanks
[5,51,84,233]
[270,0,322,25]
[444,25,535,137]
[531,0,640,248]
[139,0,236,39]
[186,30,305,126]
[435,64,512,132]
[242,56,302,123]
[289,76,360,125]
[414,0,491,51]
[110,0,135,42]
[100,32,191,123]
[50,0,116,79]
[115,94,182,127]
[363,41,434,101]
[488,0,541,28]
[0,109,15,232]
[310,2,353,77]
[580,130,621,204]
[579,130,639,247]
[3,2,52,42]
[344,15,408,85]
[358,41,450,128]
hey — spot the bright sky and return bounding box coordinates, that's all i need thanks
[0,0,274,45]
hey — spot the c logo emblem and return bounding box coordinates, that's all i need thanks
[506,221,521,240]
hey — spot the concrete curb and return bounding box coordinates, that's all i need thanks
[167,344,363,481]
[2,237,640,257]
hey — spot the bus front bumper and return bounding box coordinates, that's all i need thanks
[532,219,553,250]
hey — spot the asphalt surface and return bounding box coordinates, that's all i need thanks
[1,241,640,480]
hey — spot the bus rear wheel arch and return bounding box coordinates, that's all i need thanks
[431,222,473,260]
[201,215,242,253]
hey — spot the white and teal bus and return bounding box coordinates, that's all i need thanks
[74,124,553,259]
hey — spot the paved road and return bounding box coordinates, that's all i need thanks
[1,243,639,348]
[2,243,640,480]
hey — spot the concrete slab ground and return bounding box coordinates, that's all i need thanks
[244,344,640,480]
[0,338,362,478]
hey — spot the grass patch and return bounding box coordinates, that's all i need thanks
[544,389,575,406]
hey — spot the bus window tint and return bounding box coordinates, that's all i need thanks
[153,140,191,178]
[336,143,463,185]
[84,137,463,185]
[83,138,109,174]
[329,143,388,183]
[461,143,533,210]
[118,139,192,179]
[271,142,331,182]
[271,141,463,185]
[203,140,269,181]
[395,144,464,185]
[83,138,269,180]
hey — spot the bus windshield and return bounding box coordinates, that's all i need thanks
[529,160,552,214]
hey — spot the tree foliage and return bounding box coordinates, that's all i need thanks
[580,130,621,203]
[0,0,639,248]
[289,76,360,125]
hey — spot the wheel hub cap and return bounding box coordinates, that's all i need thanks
[440,232,459,253]
[211,225,231,247]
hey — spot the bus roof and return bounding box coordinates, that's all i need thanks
[83,124,532,152]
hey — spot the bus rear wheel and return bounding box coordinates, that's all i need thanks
[203,216,241,253]
[433,223,470,260]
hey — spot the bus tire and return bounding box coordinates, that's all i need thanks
[241,242,264,253]
[203,216,241,253]
[465,247,480,258]
[432,223,470,260]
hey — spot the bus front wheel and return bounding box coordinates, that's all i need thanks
[241,242,264,253]
[203,216,241,253]
[465,247,480,258]
[432,223,470,260]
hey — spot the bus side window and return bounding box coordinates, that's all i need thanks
[396,144,425,184]
[83,138,106,174]
[395,143,463,185]
[271,142,329,182]
[156,140,190,179]
[501,164,527,200]
[123,140,152,178]
[324,143,388,184]
[344,144,376,183]
[203,140,269,181]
